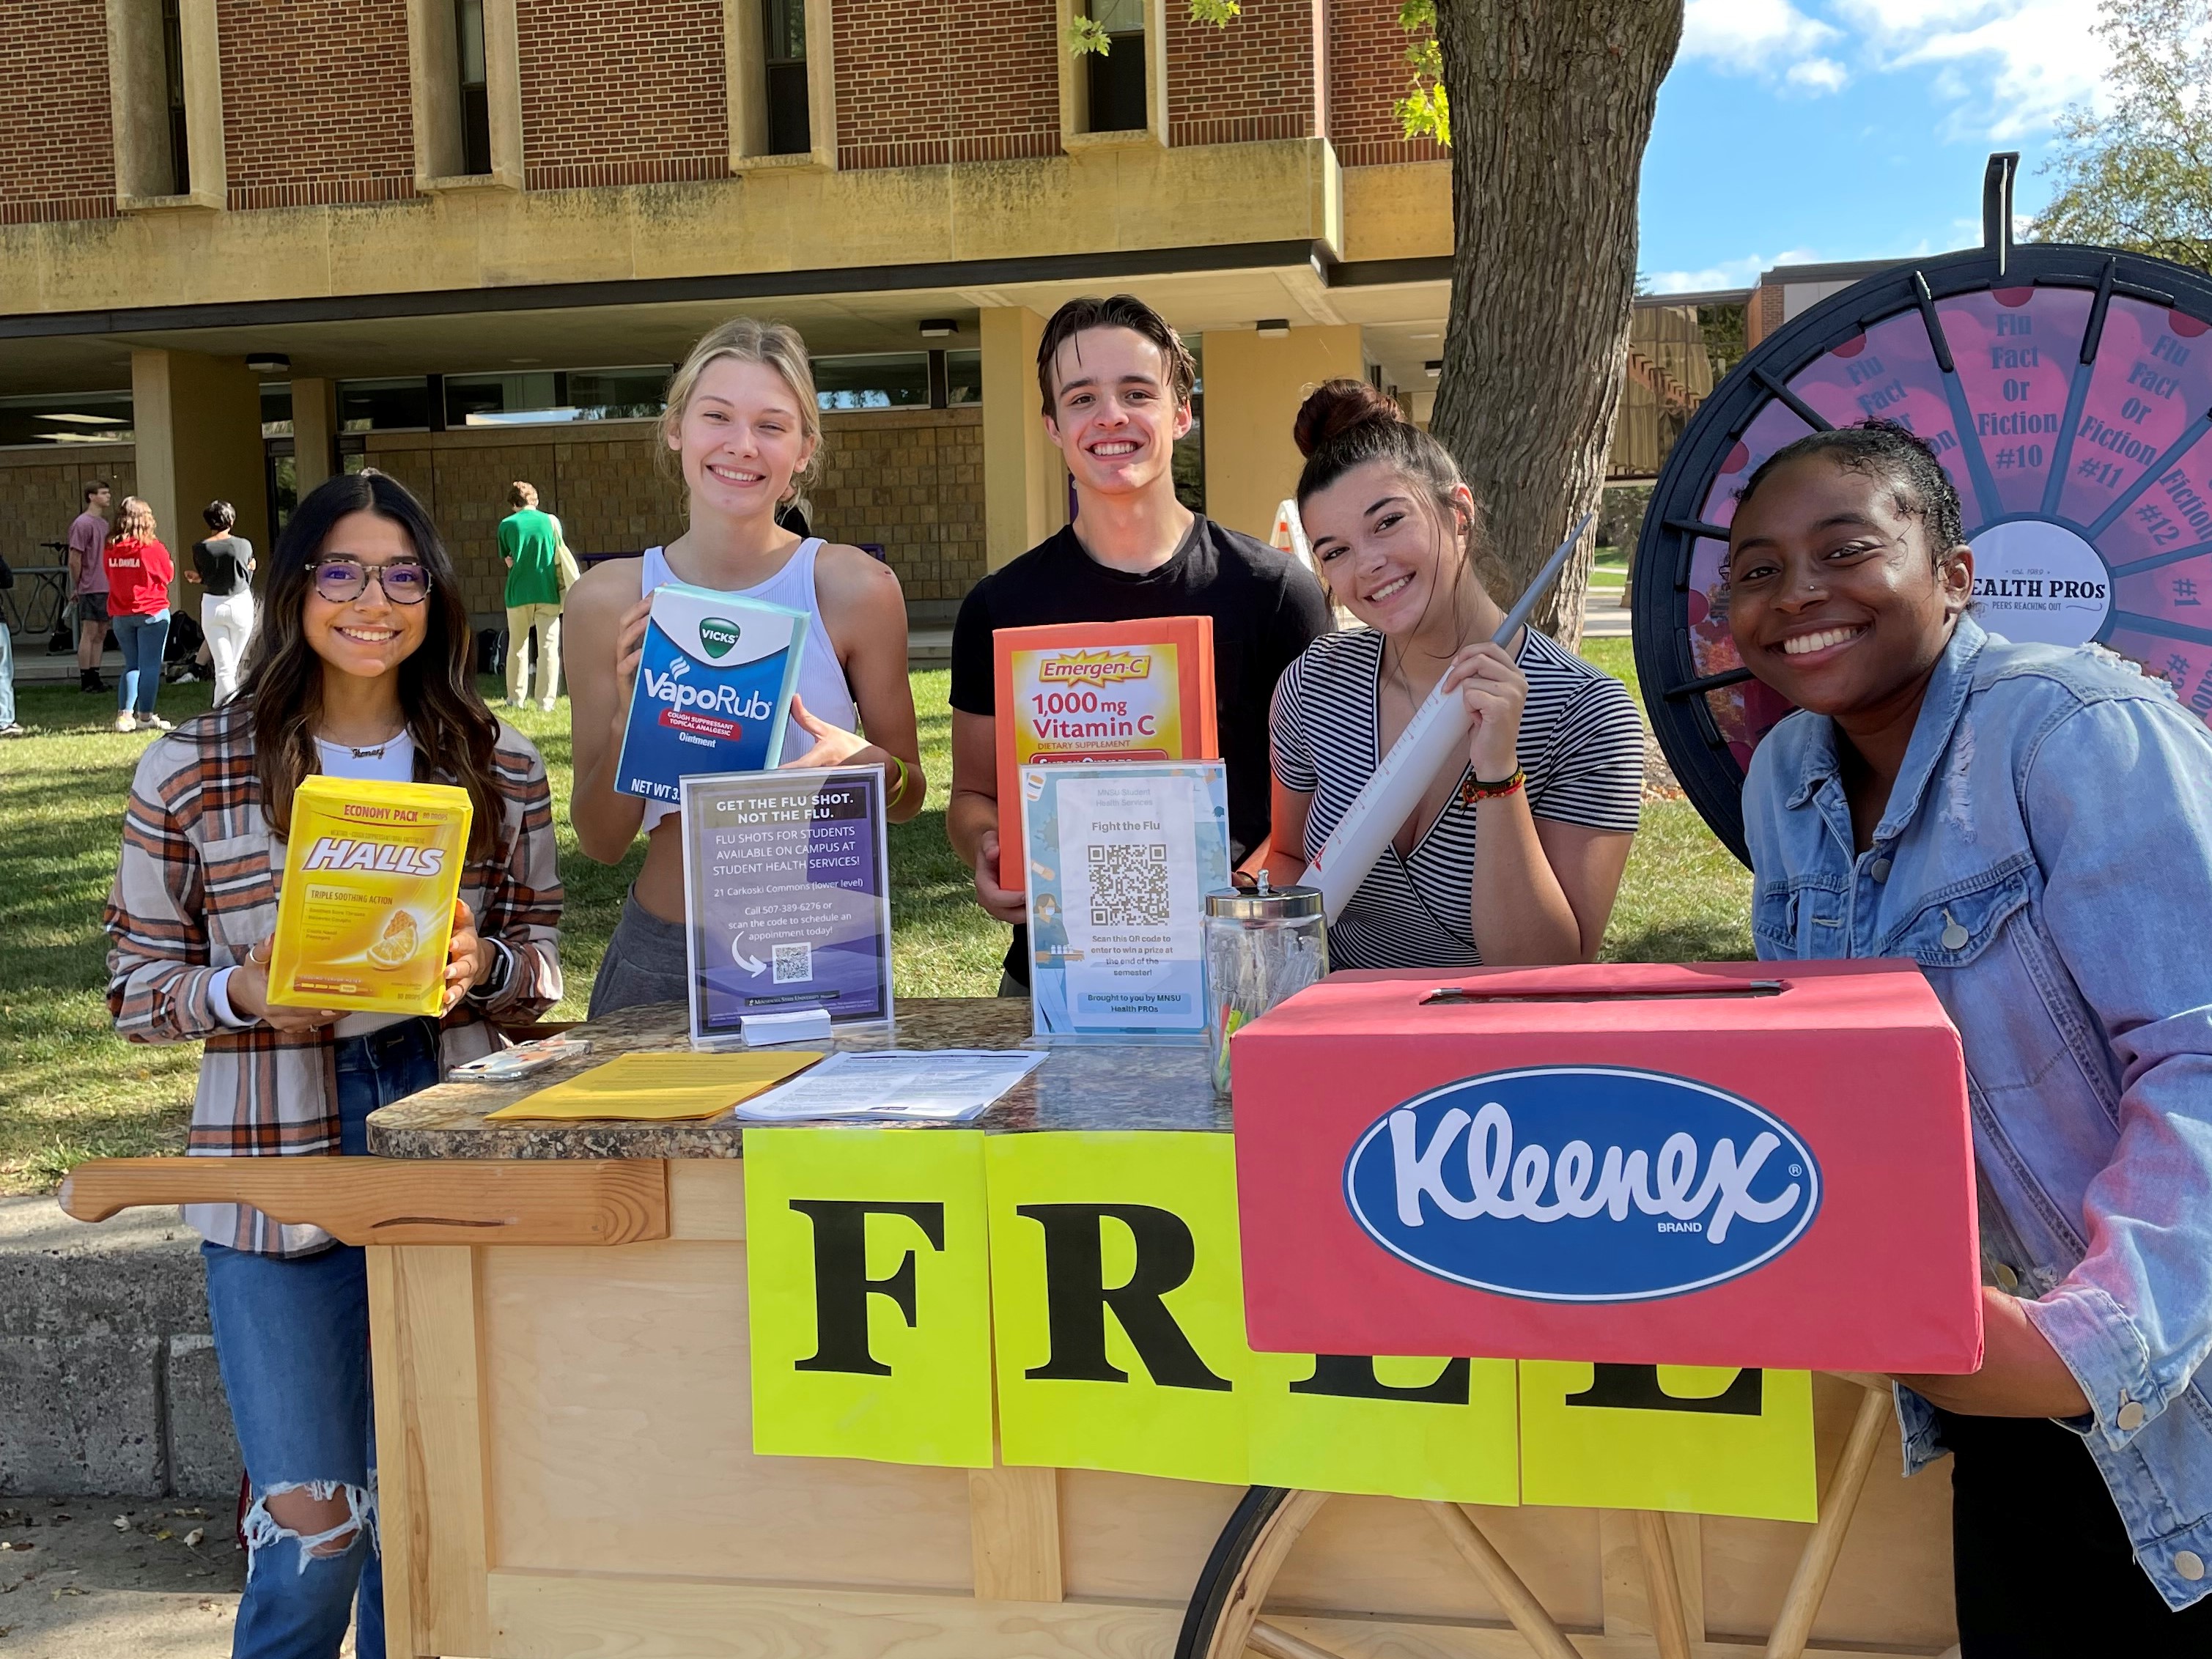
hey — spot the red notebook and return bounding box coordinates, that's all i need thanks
[992,618,1218,891]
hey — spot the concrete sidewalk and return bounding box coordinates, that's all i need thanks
[0,1498,246,1658]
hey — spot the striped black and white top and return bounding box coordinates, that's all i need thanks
[1269,626,1645,970]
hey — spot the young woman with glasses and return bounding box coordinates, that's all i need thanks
[105,470,564,1659]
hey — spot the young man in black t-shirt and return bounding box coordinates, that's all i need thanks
[947,295,1332,991]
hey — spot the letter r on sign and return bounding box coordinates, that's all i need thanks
[789,1200,946,1377]
[1017,1202,1233,1392]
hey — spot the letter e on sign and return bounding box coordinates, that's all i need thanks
[1518,1360,1818,1520]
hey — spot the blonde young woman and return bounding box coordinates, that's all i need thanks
[566,317,926,1014]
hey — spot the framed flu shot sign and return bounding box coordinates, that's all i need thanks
[678,766,893,1046]
[1017,760,1229,1043]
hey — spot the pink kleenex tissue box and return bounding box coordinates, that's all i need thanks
[1231,960,1982,1374]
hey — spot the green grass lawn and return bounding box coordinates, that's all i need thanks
[0,651,1747,1193]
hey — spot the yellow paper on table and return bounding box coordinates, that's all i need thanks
[268,776,471,1016]
[1518,1361,1817,1521]
[745,1128,993,1467]
[486,1052,822,1121]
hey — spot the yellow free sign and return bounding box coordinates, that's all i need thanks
[742,1128,1815,1518]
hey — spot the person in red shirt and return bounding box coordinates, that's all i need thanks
[104,496,176,734]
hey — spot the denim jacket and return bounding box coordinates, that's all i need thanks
[1743,615,2212,1609]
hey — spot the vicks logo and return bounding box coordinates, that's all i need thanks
[698,616,743,659]
[1343,1066,1820,1303]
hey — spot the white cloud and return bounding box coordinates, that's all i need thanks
[1646,248,1824,293]
[1786,56,1850,91]
[1683,0,1845,80]
[1831,1,2111,139]
[1681,1,2112,137]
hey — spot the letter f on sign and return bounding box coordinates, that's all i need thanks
[789,1200,946,1377]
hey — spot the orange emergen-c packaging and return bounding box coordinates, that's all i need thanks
[266,776,473,1015]
[992,617,1218,891]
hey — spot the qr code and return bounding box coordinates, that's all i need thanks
[773,943,813,983]
[1086,842,1170,926]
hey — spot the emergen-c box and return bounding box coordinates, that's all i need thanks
[617,582,807,802]
[1231,960,1982,1375]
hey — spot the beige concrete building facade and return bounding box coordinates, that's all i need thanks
[1,0,1461,632]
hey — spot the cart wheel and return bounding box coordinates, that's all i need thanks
[1174,1379,1899,1659]
[1177,1485,1587,1659]
[1174,1487,1328,1659]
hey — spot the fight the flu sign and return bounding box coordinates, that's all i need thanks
[743,1128,1817,1521]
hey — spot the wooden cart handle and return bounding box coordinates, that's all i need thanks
[58,1156,668,1246]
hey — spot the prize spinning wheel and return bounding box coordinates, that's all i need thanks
[1635,154,2212,861]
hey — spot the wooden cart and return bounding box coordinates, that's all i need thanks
[62,1000,1958,1659]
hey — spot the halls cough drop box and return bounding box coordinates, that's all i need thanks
[267,777,472,1016]
[1232,961,1982,1375]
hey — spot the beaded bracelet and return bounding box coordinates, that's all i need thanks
[1458,766,1525,807]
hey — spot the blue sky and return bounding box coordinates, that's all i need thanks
[1639,0,2113,292]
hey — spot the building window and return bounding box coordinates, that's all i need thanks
[455,0,492,174]
[339,379,433,432]
[814,354,932,411]
[946,350,983,407]
[161,0,191,195]
[445,366,668,426]
[762,0,809,155]
[260,384,295,439]
[1084,0,1147,133]
[0,391,134,449]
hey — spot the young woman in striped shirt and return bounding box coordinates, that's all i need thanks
[1265,380,1644,968]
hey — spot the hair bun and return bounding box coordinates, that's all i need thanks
[1294,378,1401,458]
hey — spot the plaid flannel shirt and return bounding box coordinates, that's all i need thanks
[106,701,564,1257]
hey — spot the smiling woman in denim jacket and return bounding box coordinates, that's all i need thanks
[1725,420,2212,1655]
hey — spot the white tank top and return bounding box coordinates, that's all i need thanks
[636,539,859,834]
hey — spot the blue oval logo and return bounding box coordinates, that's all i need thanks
[1343,1066,1821,1303]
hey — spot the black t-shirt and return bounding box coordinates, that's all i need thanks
[950,514,1333,985]
[192,536,253,597]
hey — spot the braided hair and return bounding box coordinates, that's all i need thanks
[1734,419,1967,560]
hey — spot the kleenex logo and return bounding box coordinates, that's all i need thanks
[1343,1067,1820,1303]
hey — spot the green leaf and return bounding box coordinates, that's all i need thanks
[1188,0,1241,24]
[1393,7,1448,146]
[1063,15,1111,56]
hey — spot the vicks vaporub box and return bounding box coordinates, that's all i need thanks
[616,582,807,801]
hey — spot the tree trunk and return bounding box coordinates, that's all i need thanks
[1431,0,1682,650]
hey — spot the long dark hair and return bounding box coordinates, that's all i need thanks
[237,471,500,857]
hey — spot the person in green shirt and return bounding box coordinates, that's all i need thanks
[499,481,567,709]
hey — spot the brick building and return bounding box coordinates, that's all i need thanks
[0,0,1453,629]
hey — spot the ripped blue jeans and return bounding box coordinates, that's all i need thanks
[202,1016,440,1659]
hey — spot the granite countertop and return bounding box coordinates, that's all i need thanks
[366,997,1229,1159]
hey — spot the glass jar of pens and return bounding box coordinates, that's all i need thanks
[1203,876,1328,1098]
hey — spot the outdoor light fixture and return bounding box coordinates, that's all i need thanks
[246,352,290,374]
[1424,359,1442,377]
[1256,319,1291,337]
[919,319,957,338]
